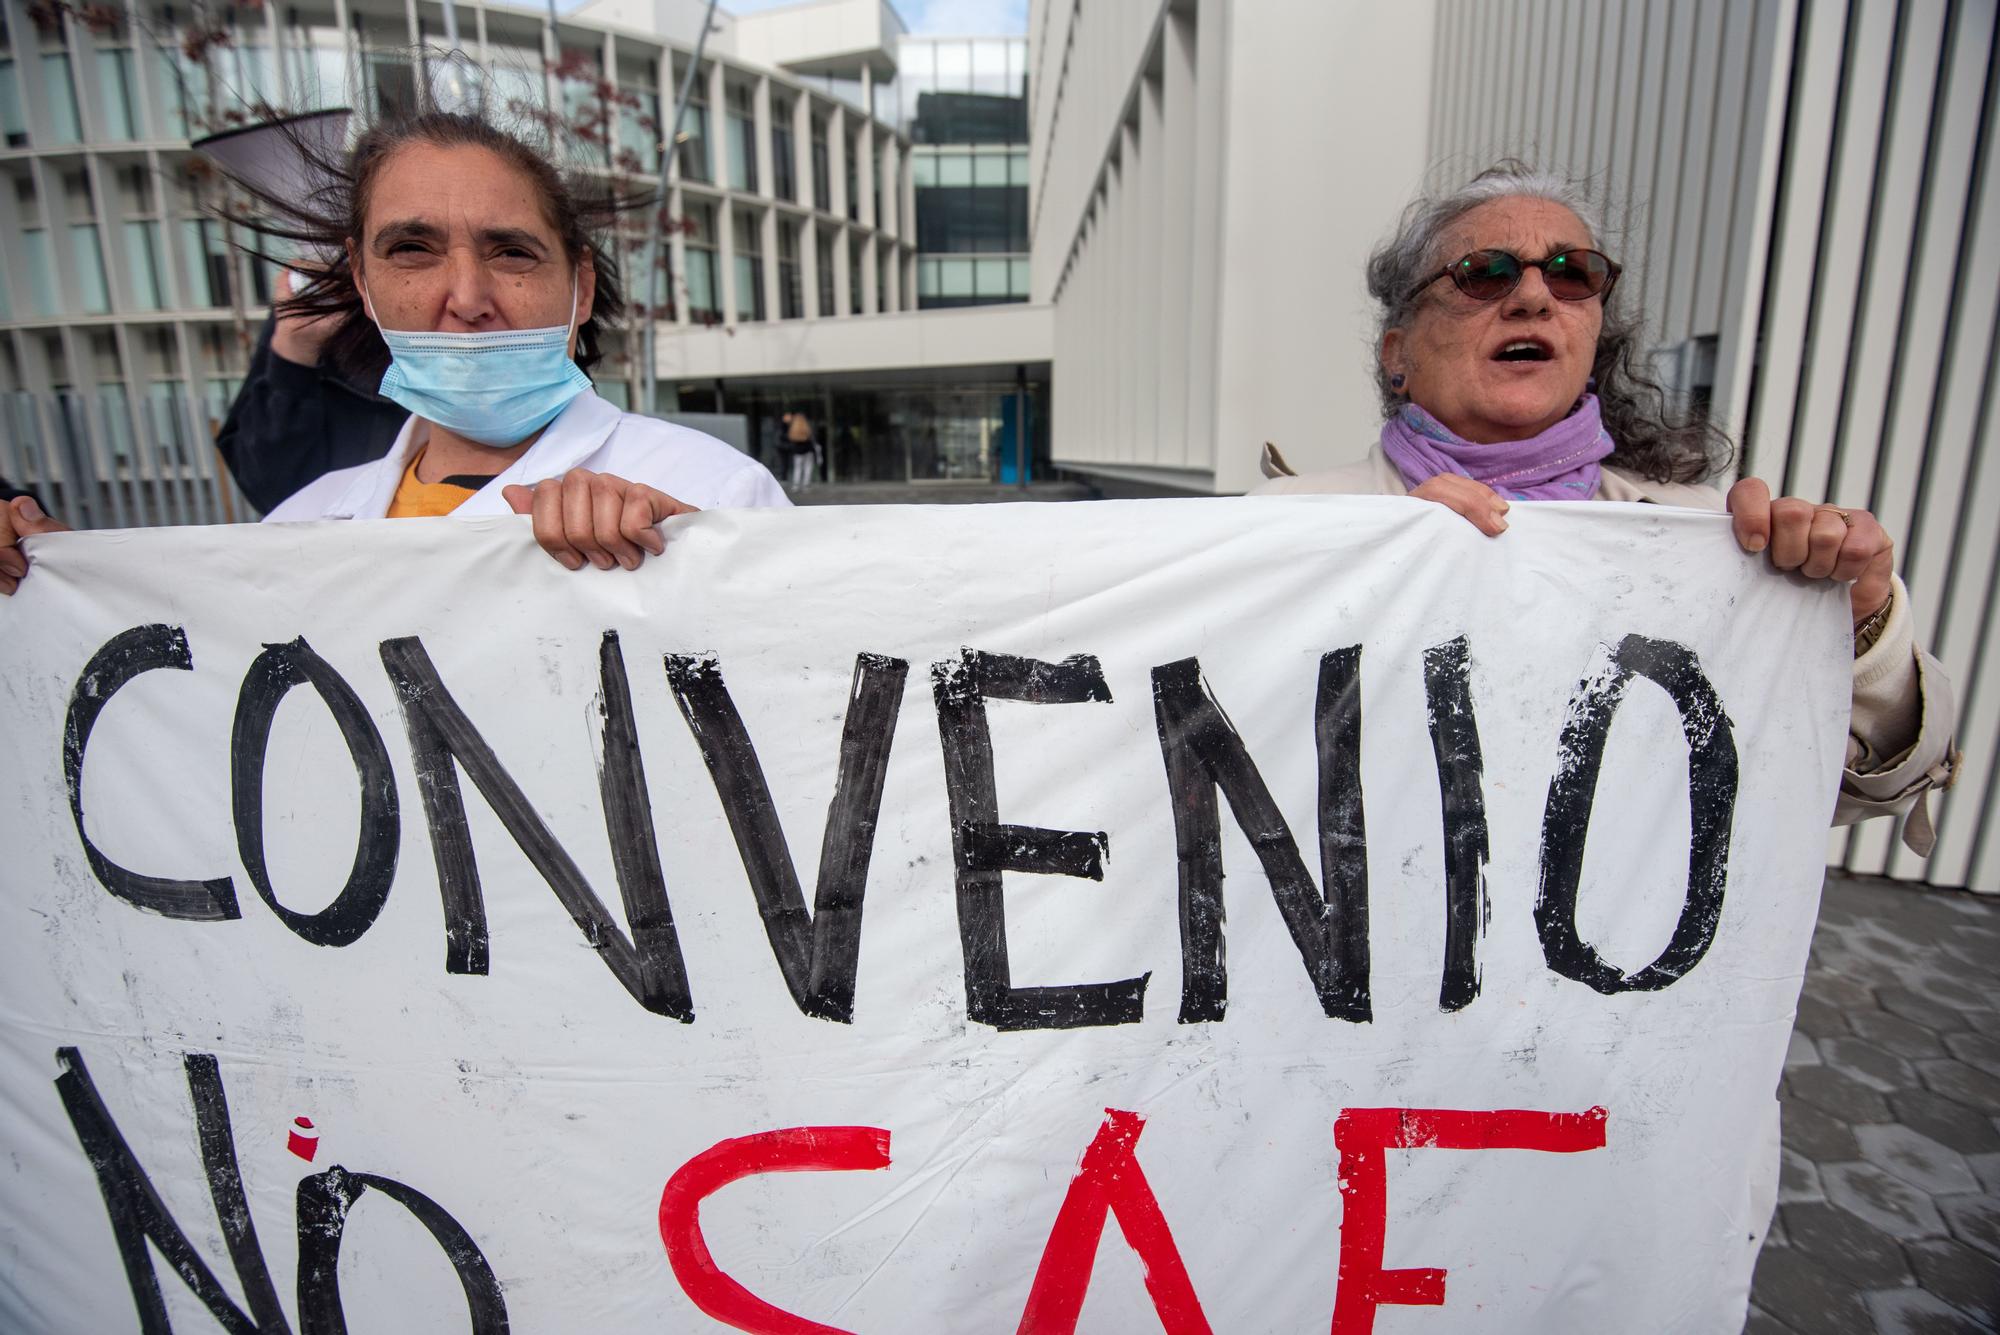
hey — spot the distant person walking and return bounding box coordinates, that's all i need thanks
[781,409,820,489]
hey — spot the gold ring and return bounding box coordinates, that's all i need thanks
[1818,506,1854,526]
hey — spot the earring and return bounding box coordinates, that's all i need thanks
[1586,376,1598,394]
[1391,374,1406,390]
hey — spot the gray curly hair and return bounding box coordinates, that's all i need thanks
[1365,162,1730,485]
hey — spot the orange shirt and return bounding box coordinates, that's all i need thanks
[386,451,484,518]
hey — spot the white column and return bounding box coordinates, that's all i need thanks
[752,73,774,200]
[830,226,850,316]
[800,217,821,319]
[828,104,849,220]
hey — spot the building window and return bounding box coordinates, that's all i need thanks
[810,113,830,211]
[41,52,81,144]
[725,83,757,194]
[0,47,25,147]
[95,47,137,141]
[777,221,802,319]
[367,53,417,121]
[616,63,660,170]
[844,130,859,221]
[678,71,711,184]
[20,227,55,315]
[770,95,795,202]
[732,208,763,322]
[682,200,718,322]
[872,143,883,228]
[71,223,109,313]
[848,244,861,314]
[815,230,835,317]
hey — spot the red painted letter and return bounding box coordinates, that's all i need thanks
[1017,1108,1214,1335]
[659,1126,892,1335]
[1330,1105,1608,1335]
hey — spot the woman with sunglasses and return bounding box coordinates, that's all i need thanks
[1257,163,1955,847]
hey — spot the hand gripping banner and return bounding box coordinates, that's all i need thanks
[0,498,1851,1333]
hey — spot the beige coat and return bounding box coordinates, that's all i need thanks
[1254,444,1958,853]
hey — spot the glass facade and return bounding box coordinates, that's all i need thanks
[725,83,757,193]
[769,95,795,202]
[898,38,1030,309]
[683,200,719,322]
[731,208,763,323]
[682,374,1050,486]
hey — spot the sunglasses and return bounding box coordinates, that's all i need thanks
[1408,248,1622,303]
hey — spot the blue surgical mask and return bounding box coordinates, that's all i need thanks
[364,278,592,448]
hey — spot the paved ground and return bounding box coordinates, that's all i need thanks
[785,480,1098,505]
[1748,873,2000,1333]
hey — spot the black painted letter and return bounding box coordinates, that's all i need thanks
[1423,636,1490,1013]
[934,649,1148,1030]
[380,632,693,1020]
[1535,634,1739,993]
[232,638,399,946]
[1151,652,1371,1024]
[63,624,238,920]
[296,1166,508,1335]
[665,652,909,1023]
[54,1047,289,1335]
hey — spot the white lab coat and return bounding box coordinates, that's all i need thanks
[263,389,790,521]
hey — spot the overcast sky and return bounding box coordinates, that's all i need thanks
[717,0,1027,35]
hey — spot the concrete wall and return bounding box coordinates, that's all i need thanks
[655,301,1051,379]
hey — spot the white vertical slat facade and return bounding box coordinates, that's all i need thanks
[1428,0,2000,892]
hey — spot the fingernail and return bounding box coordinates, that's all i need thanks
[562,554,584,571]
[1748,536,1767,552]
[19,498,42,520]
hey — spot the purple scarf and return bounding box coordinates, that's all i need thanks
[1379,396,1614,501]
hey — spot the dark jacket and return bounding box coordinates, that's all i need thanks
[215,316,407,513]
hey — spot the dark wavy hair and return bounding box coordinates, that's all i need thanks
[1365,162,1731,484]
[217,58,645,381]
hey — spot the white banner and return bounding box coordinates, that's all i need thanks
[0,499,1848,1334]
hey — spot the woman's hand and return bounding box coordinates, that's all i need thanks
[0,494,70,595]
[502,469,697,572]
[1726,478,1893,626]
[1410,474,1511,536]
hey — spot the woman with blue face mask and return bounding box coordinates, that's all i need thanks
[256,110,790,566]
[0,106,787,596]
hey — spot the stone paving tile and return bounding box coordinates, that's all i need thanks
[1741,1305,1795,1335]
[1822,1161,1951,1239]
[1784,1093,1864,1161]
[1943,1032,2000,1080]
[1938,1193,2000,1262]
[1877,986,1973,1035]
[1824,1037,1922,1093]
[1903,1237,2000,1322]
[1780,1148,1826,1205]
[1860,1286,1992,1334]
[1752,1245,1873,1331]
[1791,1065,1897,1124]
[1752,874,2000,1335]
[1888,1089,2000,1156]
[1851,1009,1951,1060]
[1855,1125,1982,1196]
[1919,1059,2000,1112]
[1779,1200,1913,1286]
